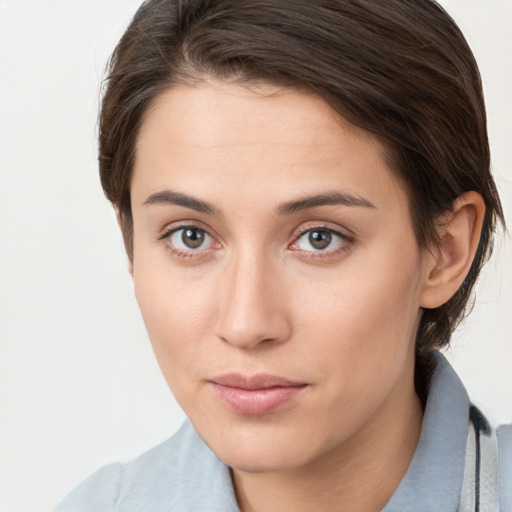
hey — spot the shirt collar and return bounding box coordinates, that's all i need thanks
[383,351,469,511]
[177,351,469,511]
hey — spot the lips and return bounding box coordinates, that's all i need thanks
[209,373,307,416]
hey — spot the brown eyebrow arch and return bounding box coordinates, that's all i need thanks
[277,191,376,216]
[143,190,221,216]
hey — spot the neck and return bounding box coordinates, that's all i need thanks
[232,364,423,512]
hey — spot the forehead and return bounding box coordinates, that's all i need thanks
[132,80,406,212]
[137,81,382,156]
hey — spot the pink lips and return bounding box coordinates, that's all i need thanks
[209,374,307,416]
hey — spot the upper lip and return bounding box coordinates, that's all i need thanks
[209,373,307,390]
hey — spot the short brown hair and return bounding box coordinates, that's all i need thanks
[98,0,504,383]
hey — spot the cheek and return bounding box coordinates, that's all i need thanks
[292,246,423,380]
[132,259,217,390]
[133,236,216,334]
[298,257,420,338]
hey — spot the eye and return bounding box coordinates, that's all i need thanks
[167,226,214,251]
[294,228,348,253]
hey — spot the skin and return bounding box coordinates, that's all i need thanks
[129,80,484,511]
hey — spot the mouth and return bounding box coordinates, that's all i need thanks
[208,373,308,416]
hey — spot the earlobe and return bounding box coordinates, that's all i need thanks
[419,191,485,309]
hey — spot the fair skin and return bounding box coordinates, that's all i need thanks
[129,80,484,511]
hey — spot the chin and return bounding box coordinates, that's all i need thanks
[222,444,313,474]
[197,420,323,474]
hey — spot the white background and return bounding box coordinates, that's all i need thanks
[0,1,510,511]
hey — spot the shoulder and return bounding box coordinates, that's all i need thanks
[54,462,124,512]
[498,423,512,509]
[54,421,237,512]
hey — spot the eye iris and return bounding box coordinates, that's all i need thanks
[182,228,205,249]
[309,230,332,250]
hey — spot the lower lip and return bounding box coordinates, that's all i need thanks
[209,383,306,416]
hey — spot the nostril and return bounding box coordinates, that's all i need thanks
[215,314,292,350]
[213,259,292,349]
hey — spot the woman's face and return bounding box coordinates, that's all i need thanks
[130,81,430,472]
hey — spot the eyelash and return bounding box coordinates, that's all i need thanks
[158,223,354,260]
[289,225,354,259]
[158,224,218,259]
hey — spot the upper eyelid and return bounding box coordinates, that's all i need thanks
[291,222,353,240]
[157,221,352,247]
[289,224,355,255]
[158,221,215,240]
[292,229,348,247]
[296,226,343,237]
[161,226,217,255]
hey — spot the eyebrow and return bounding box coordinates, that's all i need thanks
[143,190,221,216]
[276,191,376,215]
[143,189,375,217]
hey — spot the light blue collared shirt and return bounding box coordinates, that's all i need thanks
[55,353,511,511]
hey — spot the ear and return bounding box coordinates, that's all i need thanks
[419,191,485,309]
[115,207,134,277]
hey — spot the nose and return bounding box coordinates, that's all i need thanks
[214,249,292,350]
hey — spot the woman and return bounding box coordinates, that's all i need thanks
[56,0,511,510]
